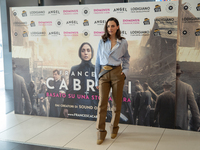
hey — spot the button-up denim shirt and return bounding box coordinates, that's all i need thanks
[95,38,130,86]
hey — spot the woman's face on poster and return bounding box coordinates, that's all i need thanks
[81,44,92,61]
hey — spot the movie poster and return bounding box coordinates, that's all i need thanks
[10,1,178,128]
[176,0,200,131]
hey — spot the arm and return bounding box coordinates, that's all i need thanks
[63,69,73,105]
[154,97,160,121]
[121,40,130,78]
[147,92,151,106]
[21,79,32,114]
[187,85,200,128]
[95,40,102,87]
[62,69,74,118]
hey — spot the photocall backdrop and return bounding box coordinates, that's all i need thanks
[10,1,192,130]
[176,0,200,131]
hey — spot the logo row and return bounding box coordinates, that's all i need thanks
[181,29,200,36]
[15,28,200,38]
[13,20,106,27]
[13,18,176,27]
[13,3,180,17]
[182,2,200,11]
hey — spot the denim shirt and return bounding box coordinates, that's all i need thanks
[95,38,130,86]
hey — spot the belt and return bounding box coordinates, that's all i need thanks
[98,65,119,79]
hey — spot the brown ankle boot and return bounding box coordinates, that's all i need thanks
[97,130,107,145]
[110,126,119,139]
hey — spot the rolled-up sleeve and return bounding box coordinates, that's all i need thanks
[95,40,101,86]
[121,40,130,78]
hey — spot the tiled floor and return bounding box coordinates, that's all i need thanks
[0,89,200,150]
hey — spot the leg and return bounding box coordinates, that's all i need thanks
[96,72,111,144]
[110,66,125,137]
[96,78,111,131]
[49,98,56,117]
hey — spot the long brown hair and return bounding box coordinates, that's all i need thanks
[102,17,125,42]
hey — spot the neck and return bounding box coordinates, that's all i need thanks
[81,59,91,66]
[109,35,117,41]
[164,89,170,92]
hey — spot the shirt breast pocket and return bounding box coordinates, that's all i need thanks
[100,51,108,63]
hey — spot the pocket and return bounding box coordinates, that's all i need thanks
[122,73,126,80]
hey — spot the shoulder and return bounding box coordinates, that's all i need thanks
[71,65,80,71]
[14,73,24,82]
[120,39,128,47]
[143,90,151,96]
[179,80,192,89]
[160,91,174,97]
[91,63,95,68]
[121,38,127,42]
[121,38,127,43]
[99,39,104,44]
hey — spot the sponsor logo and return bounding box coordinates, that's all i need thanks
[154,5,161,12]
[153,29,161,36]
[56,19,63,27]
[181,28,190,37]
[94,31,104,36]
[94,8,110,14]
[66,20,78,26]
[182,17,200,23]
[131,7,150,13]
[196,3,200,11]
[13,10,18,16]
[113,7,127,13]
[94,20,106,25]
[83,19,89,26]
[48,10,60,15]
[13,22,27,26]
[166,3,176,13]
[14,32,18,36]
[63,31,78,36]
[30,11,45,16]
[121,31,127,36]
[154,18,174,23]
[30,21,36,27]
[30,31,46,36]
[63,9,78,15]
[22,31,28,37]
[130,30,150,36]
[82,7,90,16]
[168,30,172,35]
[182,30,187,35]
[82,29,90,38]
[38,21,52,26]
[143,18,150,25]
[123,19,140,24]
[183,2,191,11]
[22,10,27,17]
[195,28,200,36]
[49,31,60,36]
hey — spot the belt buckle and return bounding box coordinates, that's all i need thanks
[103,66,112,70]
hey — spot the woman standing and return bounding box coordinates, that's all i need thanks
[95,17,130,145]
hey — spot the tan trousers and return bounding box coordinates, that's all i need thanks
[96,66,125,135]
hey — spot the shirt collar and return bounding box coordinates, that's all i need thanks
[117,39,122,44]
[107,38,122,44]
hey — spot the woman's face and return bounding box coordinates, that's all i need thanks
[81,44,92,61]
[107,20,119,36]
